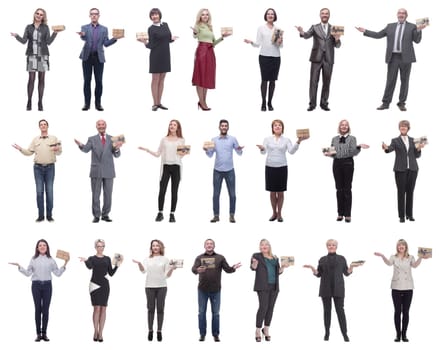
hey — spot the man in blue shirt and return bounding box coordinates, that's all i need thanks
[204,120,243,223]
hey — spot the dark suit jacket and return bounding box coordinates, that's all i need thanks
[364,22,421,63]
[79,134,120,178]
[385,136,421,172]
[300,23,341,64]
[79,23,117,63]
[15,24,57,56]
[316,253,350,298]
[251,253,280,292]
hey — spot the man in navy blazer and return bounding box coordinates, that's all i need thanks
[296,8,341,111]
[356,9,426,111]
[75,120,123,223]
[78,8,123,111]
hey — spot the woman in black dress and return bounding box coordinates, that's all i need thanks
[80,239,121,342]
[11,8,62,111]
[138,8,177,111]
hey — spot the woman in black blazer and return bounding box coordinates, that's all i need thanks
[382,120,426,223]
[251,239,288,342]
[11,8,61,111]
[304,239,362,342]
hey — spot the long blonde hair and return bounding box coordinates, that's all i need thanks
[33,8,48,25]
[259,239,274,258]
[395,239,409,258]
[195,8,212,31]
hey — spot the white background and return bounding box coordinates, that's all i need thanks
[1,0,438,349]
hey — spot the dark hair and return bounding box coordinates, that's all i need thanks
[204,238,215,246]
[33,239,51,259]
[219,119,229,126]
[39,119,49,127]
[89,8,100,15]
[149,8,162,20]
[264,8,277,22]
[320,8,330,15]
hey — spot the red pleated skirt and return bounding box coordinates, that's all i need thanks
[192,42,216,89]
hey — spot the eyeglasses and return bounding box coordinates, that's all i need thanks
[90,12,100,16]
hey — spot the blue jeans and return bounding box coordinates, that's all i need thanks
[213,169,236,216]
[32,281,52,335]
[34,163,55,218]
[198,289,221,337]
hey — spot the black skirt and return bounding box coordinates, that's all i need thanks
[259,55,281,81]
[265,165,287,192]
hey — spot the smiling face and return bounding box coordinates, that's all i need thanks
[320,8,330,24]
[200,10,210,23]
[151,241,161,255]
[326,239,338,254]
[339,120,350,135]
[37,241,48,255]
[95,240,105,254]
[265,9,276,23]
[34,9,46,24]
[259,239,271,256]
[397,8,408,23]
[219,122,229,136]
[150,11,161,24]
[272,121,283,136]
[204,239,215,254]
[39,120,49,134]
[96,120,107,135]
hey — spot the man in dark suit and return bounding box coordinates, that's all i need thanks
[75,120,123,223]
[78,8,123,111]
[382,120,425,223]
[356,9,426,111]
[296,8,341,111]
[304,239,362,342]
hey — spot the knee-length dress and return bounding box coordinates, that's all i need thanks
[146,22,173,73]
[85,255,118,306]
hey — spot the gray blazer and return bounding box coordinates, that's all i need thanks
[363,22,421,63]
[316,254,351,298]
[385,136,421,172]
[79,23,117,63]
[300,23,341,64]
[79,134,120,178]
[15,24,57,56]
[251,252,280,292]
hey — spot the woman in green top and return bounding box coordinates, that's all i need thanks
[191,8,230,111]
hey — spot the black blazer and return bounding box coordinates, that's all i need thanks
[15,24,57,56]
[385,136,421,172]
[316,253,351,298]
[251,252,280,292]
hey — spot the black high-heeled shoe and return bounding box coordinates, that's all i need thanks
[261,328,271,341]
[198,102,211,111]
[268,104,274,111]
[38,101,43,111]
[26,100,32,111]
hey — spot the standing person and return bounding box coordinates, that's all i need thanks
[133,239,177,342]
[79,239,121,342]
[251,239,289,342]
[203,119,243,223]
[191,8,231,111]
[11,8,62,111]
[78,8,123,111]
[295,8,341,111]
[356,8,426,111]
[382,120,425,223]
[138,8,177,111]
[257,119,306,222]
[138,120,188,223]
[304,239,361,342]
[374,239,430,342]
[9,239,69,342]
[74,119,123,223]
[244,8,283,111]
[191,239,241,342]
[12,119,62,222]
[324,120,369,222]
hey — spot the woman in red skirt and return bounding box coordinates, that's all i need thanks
[191,9,231,110]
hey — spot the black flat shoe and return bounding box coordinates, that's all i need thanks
[82,105,90,111]
[402,337,409,342]
[152,105,159,111]
[345,217,351,223]
[213,336,220,342]
[261,105,267,111]
[199,335,205,341]
[336,216,343,221]
[96,105,104,111]
[155,212,164,222]
[158,104,168,110]
[269,215,277,221]
[92,217,100,223]
[38,101,43,111]
[399,217,405,223]
[307,106,315,111]
[406,216,415,221]
[324,333,329,341]
[169,213,176,223]
[101,216,112,222]
[35,334,42,342]
[27,101,32,111]
[157,331,162,342]
[148,331,153,341]
[277,217,283,222]
[41,334,50,341]
[268,104,274,111]
[98,338,103,342]
[343,334,350,342]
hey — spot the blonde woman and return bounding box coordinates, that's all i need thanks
[133,239,177,342]
[374,239,429,342]
[191,8,231,110]
[250,239,288,342]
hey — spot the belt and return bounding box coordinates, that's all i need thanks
[32,280,52,284]
[35,163,54,167]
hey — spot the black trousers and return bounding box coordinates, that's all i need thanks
[256,286,278,328]
[82,52,104,107]
[333,158,354,217]
[392,289,413,337]
[321,296,347,336]
[158,164,180,212]
[309,56,333,108]
[32,281,52,335]
[382,53,412,105]
[145,287,167,331]
[394,170,417,219]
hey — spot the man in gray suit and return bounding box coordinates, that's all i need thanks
[296,8,341,111]
[356,9,426,111]
[75,120,122,223]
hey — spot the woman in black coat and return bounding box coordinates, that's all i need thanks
[11,8,61,111]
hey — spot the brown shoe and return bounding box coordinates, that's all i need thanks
[229,214,236,223]
[210,216,219,223]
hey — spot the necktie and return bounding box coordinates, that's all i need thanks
[339,136,346,144]
[396,23,403,51]
[101,134,106,145]
[323,24,327,35]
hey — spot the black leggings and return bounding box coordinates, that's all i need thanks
[392,289,413,337]
[145,287,167,331]
[158,164,180,212]
[256,286,278,328]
